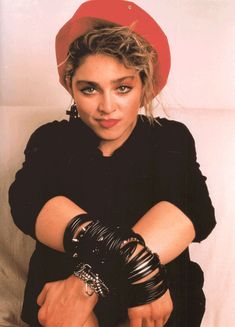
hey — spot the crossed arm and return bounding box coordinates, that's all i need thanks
[9,121,215,326]
[35,195,195,327]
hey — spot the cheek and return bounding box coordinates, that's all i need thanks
[119,89,142,109]
[129,93,142,112]
[75,104,92,122]
[131,85,143,106]
[75,98,97,116]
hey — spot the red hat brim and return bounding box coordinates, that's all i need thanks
[56,0,171,96]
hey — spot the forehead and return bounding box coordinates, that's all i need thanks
[77,54,137,74]
[73,53,139,80]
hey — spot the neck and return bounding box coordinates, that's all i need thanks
[98,119,137,157]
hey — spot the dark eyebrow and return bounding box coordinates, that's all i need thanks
[111,75,135,84]
[75,75,135,87]
[75,80,98,87]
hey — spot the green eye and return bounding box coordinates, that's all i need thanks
[118,85,132,93]
[81,87,96,94]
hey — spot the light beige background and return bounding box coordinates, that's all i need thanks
[1,1,235,326]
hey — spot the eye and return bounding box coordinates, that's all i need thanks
[117,85,132,94]
[80,86,96,95]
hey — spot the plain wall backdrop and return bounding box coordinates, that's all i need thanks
[1,1,235,327]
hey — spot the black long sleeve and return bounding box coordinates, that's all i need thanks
[152,119,216,242]
[8,115,216,326]
[8,120,69,238]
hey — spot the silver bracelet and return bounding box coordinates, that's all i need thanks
[120,236,142,248]
[74,263,109,297]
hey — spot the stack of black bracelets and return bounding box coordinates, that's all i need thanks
[63,214,168,307]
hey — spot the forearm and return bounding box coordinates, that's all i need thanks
[35,196,195,264]
[36,198,176,322]
[35,199,101,327]
[35,196,86,252]
[133,201,195,264]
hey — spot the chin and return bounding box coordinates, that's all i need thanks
[96,130,121,141]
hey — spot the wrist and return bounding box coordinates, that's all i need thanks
[64,215,168,307]
[68,274,98,304]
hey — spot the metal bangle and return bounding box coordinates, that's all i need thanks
[74,263,109,297]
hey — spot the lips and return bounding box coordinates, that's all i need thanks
[98,119,120,128]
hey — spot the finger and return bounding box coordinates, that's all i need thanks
[143,318,155,327]
[154,318,164,327]
[163,314,171,326]
[129,318,142,327]
[83,313,99,327]
[37,284,48,306]
[38,307,46,326]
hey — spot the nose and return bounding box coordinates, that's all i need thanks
[98,92,116,115]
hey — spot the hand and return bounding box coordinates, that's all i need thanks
[128,290,173,327]
[37,275,98,327]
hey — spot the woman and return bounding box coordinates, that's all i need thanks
[9,1,216,326]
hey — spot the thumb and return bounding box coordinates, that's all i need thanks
[37,284,49,306]
[129,318,142,327]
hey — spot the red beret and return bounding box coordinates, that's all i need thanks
[55,0,171,96]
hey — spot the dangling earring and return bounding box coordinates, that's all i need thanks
[66,102,78,121]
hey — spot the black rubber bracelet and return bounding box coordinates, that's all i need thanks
[63,214,91,253]
[64,216,168,305]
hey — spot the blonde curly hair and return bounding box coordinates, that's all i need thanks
[64,21,159,121]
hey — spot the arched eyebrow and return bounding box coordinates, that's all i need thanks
[75,75,135,87]
[111,75,135,84]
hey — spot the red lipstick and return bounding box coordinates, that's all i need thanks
[98,119,120,128]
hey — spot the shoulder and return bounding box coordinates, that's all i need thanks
[27,119,69,141]
[27,119,70,142]
[140,116,195,153]
[154,117,193,140]
[25,119,71,154]
[24,118,99,157]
